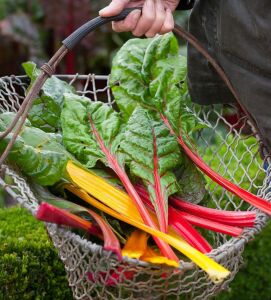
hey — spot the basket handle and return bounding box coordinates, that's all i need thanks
[0,7,266,167]
[63,7,142,50]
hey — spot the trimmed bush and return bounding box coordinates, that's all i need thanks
[0,207,72,300]
[217,220,271,300]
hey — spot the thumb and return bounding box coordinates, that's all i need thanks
[99,0,130,17]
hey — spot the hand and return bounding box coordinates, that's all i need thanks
[99,0,180,38]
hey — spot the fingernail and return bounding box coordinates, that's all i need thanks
[99,7,108,14]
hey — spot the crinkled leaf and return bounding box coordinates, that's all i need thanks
[23,61,75,132]
[23,61,40,79]
[120,107,181,231]
[110,33,204,135]
[110,33,186,129]
[175,156,206,204]
[110,38,151,121]
[61,94,102,168]
[61,94,123,168]
[0,112,70,186]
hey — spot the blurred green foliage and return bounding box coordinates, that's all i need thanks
[0,0,43,21]
[216,220,271,300]
[0,206,72,300]
[200,130,271,299]
[0,188,4,208]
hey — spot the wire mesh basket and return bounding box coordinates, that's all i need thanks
[0,73,270,300]
[0,8,271,300]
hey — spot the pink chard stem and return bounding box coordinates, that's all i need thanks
[86,209,122,260]
[160,114,271,216]
[37,203,122,259]
[170,208,243,237]
[152,128,168,232]
[169,207,212,253]
[37,203,102,238]
[136,184,245,236]
[170,197,256,227]
[136,185,212,253]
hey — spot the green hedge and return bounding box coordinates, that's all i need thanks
[0,207,72,300]
[217,220,271,300]
[1,207,270,300]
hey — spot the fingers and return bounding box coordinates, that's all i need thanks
[132,0,155,37]
[145,0,166,38]
[112,9,141,32]
[132,0,173,37]
[99,0,129,17]
[160,9,174,34]
[104,0,175,37]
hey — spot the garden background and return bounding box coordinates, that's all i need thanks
[0,1,270,299]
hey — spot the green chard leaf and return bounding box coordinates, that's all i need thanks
[110,33,184,126]
[61,94,124,168]
[110,38,151,121]
[23,62,75,132]
[0,112,70,186]
[110,33,205,136]
[120,107,182,232]
[175,155,206,204]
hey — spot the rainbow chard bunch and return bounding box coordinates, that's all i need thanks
[0,99,231,282]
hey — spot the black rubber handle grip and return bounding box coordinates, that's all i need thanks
[63,7,142,50]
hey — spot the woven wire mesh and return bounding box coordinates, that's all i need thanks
[0,74,270,300]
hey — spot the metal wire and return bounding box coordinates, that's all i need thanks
[0,74,270,300]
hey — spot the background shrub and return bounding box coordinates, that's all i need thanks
[0,207,72,300]
[216,220,271,300]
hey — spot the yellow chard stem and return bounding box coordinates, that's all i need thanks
[122,230,149,259]
[66,161,181,240]
[66,161,139,218]
[140,247,179,268]
[122,230,179,268]
[65,181,230,283]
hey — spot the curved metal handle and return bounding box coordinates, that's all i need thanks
[63,7,142,50]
